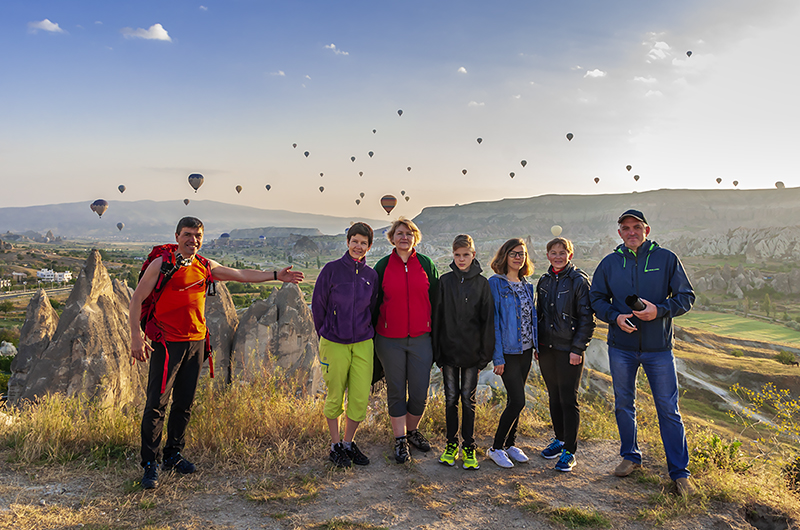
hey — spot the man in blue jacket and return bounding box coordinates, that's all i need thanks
[590,209,695,496]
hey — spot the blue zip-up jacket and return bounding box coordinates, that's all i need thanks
[312,252,379,344]
[488,274,538,366]
[589,240,695,352]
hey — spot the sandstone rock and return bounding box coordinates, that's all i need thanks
[726,282,744,299]
[475,384,493,406]
[7,289,59,405]
[478,368,503,390]
[230,283,322,393]
[710,271,727,291]
[203,281,239,385]
[584,338,609,375]
[0,341,17,356]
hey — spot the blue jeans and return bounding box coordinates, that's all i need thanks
[608,346,689,480]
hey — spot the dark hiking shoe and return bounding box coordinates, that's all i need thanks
[407,430,431,452]
[345,442,369,466]
[141,462,158,490]
[329,443,352,468]
[162,453,196,474]
[395,437,411,463]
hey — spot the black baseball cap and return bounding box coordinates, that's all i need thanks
[617,209,648,224]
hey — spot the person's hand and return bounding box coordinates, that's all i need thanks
[569,353,583,365]
[278,265,304,284]
[131,335,154,363]
[633,298,657,322]
[493,363,505,376]
[616,313,637,333]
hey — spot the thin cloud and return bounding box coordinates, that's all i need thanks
[120,23,172,42]
[28,19,65,34]
[513,94,521,99]
[271,70,285,76]
[95,21,102,25]
[324,43,349,56]
[304,75,311,80]
[457,66,467,74]
[645,90,663,97]
[467,101,485,107]
[199,5,208,10]
[647,41,671,61]
[584,69,607,78]
[633,76,657,83]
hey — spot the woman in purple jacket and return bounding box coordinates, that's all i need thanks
[312,223,379,468]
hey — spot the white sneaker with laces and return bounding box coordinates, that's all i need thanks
[488,448,514,468]
[505,446,529,463]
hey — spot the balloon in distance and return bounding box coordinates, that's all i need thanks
[90,199,108,218]
[184,199,190,205]
[566,132,574,141]
[188,173,204,192]
[118,185,126,193]
[551,225,562,237]
[380,195,397,215]
[116,222,124,231]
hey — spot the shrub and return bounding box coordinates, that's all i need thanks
[0,354,13,372]
[0,327,20,347]
[0,300,13,313]
[689,430,750,475]
[729,349,744,358]
[775,350,797,365]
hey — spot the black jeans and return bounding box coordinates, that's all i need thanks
[493,349,533,450]
[537,346,583,454]
[140,340,204,466]
[441,365,479,447]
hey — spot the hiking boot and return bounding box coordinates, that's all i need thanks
[505,445,529,463]
[394,437,411,464]
[329,443,352,468]
[162,453,196,474]
[555,450,576,472]
[407,430,431,452]
[613,459,641,477]
[439,442,459,466]
[675,477,695,496]
[462,445,480,470]
[344,441,369,466]
[141,462,158,490]
[540,438,564,459]
[488,448,514,469]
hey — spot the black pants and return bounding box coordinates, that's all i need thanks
[140,340,204,467]
[538,346,583,454]
[493,349,533,450]
[441,365,479,447]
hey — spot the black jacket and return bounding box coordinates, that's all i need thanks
[536,262,595,354]
[433,260,495,368]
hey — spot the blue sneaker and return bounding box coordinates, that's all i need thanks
[555,450,576,472]
[540,438,564,459]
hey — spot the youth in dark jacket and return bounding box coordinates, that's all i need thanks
[535,237,595,472]
[432,235,494,470]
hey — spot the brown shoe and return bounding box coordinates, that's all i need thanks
[613,459,641,477]
[675,477,695,496]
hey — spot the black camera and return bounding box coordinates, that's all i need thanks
[625,295,646,311]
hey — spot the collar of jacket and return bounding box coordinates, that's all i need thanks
[449,259,483,279]
[614,239,660,268]
[390,247,417,265]
[491,273,530,285]
[339,251,367,270]
[543,261,575,279]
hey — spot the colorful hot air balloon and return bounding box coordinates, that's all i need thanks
[351,156,356,162]
[184,199,190,205]
[319,186,325,192]
[380,194,397,215]
[462,169,467,175]
[686,51,692,57]
[117,222,124,231]
[359,192,365,198]
[90,199,109,218]
[235,185,242,193]
[633,174,640,181]
[477,138,482,144]
[733,180,739,187]
[118,185,126,193]
[551,225,563,237]
[266,184,271,191]
[510,172,515,178]
[566,132,574,141]
[520,160,527,168]
[355,199,361,205]
[594,177,600,184]
[404,196,410,202]
[188,173,204,192]
[716,177,722,184]
[397,109,403,116]
[304,151,310,157]
[626,165,632,172]
[368,151,374,158]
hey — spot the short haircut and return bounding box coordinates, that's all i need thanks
[490,238,535,277]
[386,217,422,246]
[546,237,574,255]
[176,217,204,235]
[452,234,475,252]
[347,222,374,246]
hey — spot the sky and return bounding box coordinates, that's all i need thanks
[2,0,798,222]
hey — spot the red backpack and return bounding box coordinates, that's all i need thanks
[138,244,216,393]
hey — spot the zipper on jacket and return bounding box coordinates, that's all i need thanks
[405,262,410,336]
[635,251,642,352]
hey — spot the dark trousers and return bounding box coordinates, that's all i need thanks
[493,349,533,450]
[538,346,583,454]
[140,340,204,467]
[441,365,479,447]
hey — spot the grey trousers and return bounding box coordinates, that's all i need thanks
[375,333,433,417]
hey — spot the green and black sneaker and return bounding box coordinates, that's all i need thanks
[462,445,480,470]
[438,442,459,466]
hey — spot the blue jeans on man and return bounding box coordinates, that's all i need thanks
[608,346,689,480]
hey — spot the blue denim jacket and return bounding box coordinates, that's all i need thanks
[488,274,538,366]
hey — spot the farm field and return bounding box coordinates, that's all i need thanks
[676,310,800,347]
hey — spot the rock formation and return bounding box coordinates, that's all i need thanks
[231,283,322,393]
[202,281,239,385]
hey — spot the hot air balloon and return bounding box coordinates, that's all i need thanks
[188,173,204,192]
[397,109,403,116]
[626,165,632,172]
[510,172,515,178]
[400,190,406,196]
[380,195,397,215]
[351,156,356,162]
[265,184,271,191]
[566,132,574,141]
[634,174,640,182]
[477,138,482,144]
[359,192,365,198]
[716,177,722,184]
[320,173,324,177]
[551,225,563,237]
[594,177,600,184]
[358,171,363,177]
[292,143,297,148]
[220,233,230,239]
[118,185,126,193]
[372,129,376,134]
[733,180,739,187]
[184,199,190,205]
[776,181,786,189]
[520,160,527,168]
[90,199,109,218]
[462,169,468,175]
[117,222,124,231]
[304,151,310,157]
[319,186,325,193]
[356,199,361,205]
[405,196,410,202]
[686,51,692,57]
[368,151,374,158]
[407,167,411,172]
[235,185,242,194]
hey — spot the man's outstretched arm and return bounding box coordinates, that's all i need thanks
[210,262,304,284]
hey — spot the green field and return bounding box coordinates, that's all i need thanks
[676,310,800,346]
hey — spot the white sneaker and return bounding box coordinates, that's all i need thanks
[488,448,514,468]
[505,446,529,463]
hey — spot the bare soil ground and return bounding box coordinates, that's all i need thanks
[0,436,772,530]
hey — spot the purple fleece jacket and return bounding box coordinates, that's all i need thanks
[312,251,379,344]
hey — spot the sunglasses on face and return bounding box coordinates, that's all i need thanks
[508,251,526,258]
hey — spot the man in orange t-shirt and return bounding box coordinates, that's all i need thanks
[129,217,304,490]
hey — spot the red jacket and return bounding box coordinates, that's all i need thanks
[376,250,434,338]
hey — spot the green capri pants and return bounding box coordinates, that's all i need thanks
[320,337,374,422]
